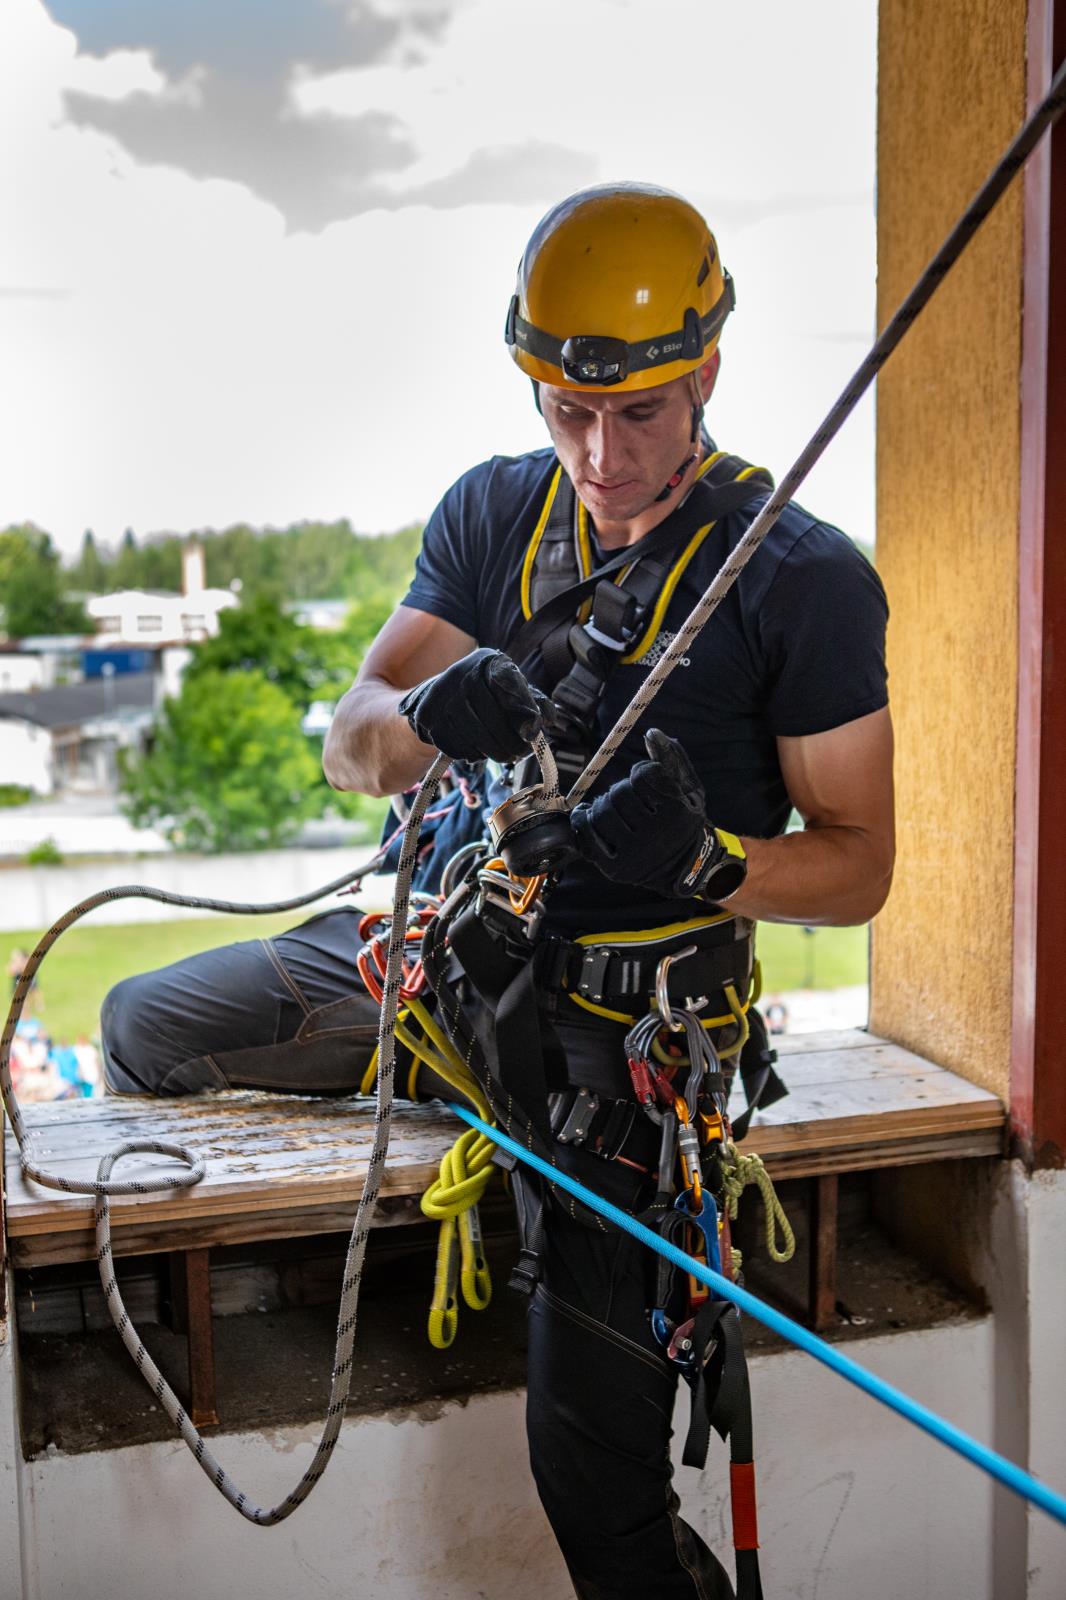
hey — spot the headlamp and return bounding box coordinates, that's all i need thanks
[560,336,629,386]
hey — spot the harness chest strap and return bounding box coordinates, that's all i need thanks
[509,448,774,779]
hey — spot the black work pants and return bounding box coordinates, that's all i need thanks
[99,908,735,1599]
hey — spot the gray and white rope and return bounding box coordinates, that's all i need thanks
[90,757,451,1524]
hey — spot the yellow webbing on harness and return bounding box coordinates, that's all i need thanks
[365,995,498,1349]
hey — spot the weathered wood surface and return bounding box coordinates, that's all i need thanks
[4,1030,1005,1266]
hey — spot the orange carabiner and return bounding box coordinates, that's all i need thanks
[673,1096,704,1213]
[508,874,545,916]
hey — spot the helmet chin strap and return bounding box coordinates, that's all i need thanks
[653,373,706,503]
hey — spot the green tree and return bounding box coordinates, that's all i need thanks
[119,669,321,852]
[136,533,183,592]
[0,525,90,638]
[183,595,351,710]
[72,529,107,594]
[111,527,142,590]
[178,594,380,828]
[205,523,286,599]
[337,595,394,659]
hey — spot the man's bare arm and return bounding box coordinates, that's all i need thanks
[722,706,895,926]
[322,607,475,796]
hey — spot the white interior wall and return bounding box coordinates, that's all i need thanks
[7,1318,998,1600]
[6,1170,1065,1599]
[1002,1167,1066,1600]
[1,1290,27,1600]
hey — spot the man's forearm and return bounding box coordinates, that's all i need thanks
[323,678,436,797]
[721,824,893,926]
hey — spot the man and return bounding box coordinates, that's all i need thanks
[103,184,892,1597]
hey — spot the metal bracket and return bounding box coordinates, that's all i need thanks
[549,1087,600,1145]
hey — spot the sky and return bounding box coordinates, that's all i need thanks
[0,0,878,558]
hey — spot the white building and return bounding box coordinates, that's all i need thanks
[87,586,237,646]
[0,673,157,796]
[86,541,238,647]
[0,651,46,694]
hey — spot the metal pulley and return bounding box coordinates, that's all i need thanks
[487,783,578,878]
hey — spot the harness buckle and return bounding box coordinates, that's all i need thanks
[583,620,632,651]
[576,945,612,1004]
[549,1086,601,1146]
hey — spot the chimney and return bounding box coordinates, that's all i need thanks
[182,540,206,596]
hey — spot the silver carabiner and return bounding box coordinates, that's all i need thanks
[655,945,698,1033]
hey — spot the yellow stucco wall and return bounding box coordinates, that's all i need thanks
[870,0,1026,1096]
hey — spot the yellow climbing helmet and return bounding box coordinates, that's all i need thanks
[504,183,734,394]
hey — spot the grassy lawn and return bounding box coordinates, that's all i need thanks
[3,913,869,1045]
[3,914,298,1044]
[755,921,869,993]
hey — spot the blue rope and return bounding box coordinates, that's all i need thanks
[448,1102,1066,1528]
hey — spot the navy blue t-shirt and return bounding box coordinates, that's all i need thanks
[403,447,888,932]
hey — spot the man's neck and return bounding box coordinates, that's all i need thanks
[586,444,707,551]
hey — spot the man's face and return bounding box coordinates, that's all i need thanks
[538,372,698,524]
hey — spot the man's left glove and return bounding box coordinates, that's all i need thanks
[399,647,550,763]
[571,728,747,902]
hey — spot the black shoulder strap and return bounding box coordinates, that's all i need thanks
[527,473,580,616]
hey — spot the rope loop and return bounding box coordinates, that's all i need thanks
[719,1141,796,1264]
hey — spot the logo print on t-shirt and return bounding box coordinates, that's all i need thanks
[640,630,691,670]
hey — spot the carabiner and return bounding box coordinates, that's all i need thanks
[675,1186,722,1277]
[655,945,698,1033]
[674,1095,703,1210]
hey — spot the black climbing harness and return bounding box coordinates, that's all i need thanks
[510,447,774,785]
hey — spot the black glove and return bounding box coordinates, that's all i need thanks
[398,647,549,763]
[571,728,747,902]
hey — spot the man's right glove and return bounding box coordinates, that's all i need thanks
[571,728,748,903]
[399,647,549,763]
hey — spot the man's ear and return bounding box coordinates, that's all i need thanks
[698,348,721,404]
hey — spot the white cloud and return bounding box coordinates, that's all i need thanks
[63,47,167,103]
[1,0,878,553]
[294,0,876,212]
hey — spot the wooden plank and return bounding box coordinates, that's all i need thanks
[4,1034,1008,1268]
[10,1197,427,1268]
[808,1174,839,1331]
[759,1128,1005,1180]
[775,1029,874,1054]
[179,1250,219,1429]
[6,1092,1005,1242]
[5,1156,444,1238]
[7,1127,1007,1270]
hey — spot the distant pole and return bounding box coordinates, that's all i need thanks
[100,661,117,789]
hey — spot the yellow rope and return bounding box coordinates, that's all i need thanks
[719,1140,795,1264]
[716,982,750,1061]
[358,994,497,1348]
[396,997,497,1347]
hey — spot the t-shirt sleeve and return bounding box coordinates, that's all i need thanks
[401,469,484,638]
[758,524,889,737]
